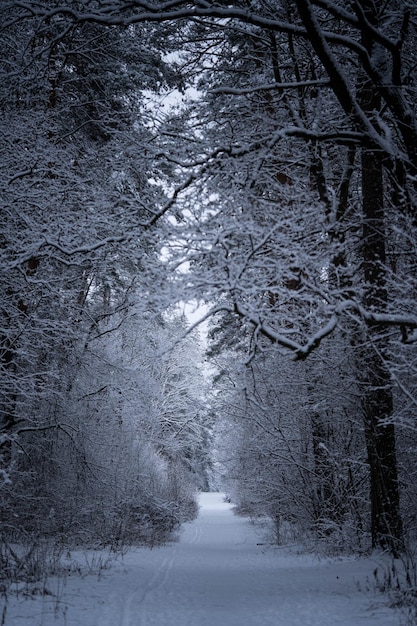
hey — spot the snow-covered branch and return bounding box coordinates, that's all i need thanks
[211,79,331,95]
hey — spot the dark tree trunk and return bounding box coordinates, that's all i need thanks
[361,343,403,553]
[360,144,403,555]
[356,0,403,554]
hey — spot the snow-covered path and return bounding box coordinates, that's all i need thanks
[5,493,400,625]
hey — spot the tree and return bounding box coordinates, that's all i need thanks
[0,3,206,565]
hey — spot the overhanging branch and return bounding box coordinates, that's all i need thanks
[229,299,417,360]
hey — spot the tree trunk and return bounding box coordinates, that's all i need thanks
[360,144,403,555]
[361,343,403,553]
[354,0,404,554]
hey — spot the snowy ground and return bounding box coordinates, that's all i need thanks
[2,492,403,625]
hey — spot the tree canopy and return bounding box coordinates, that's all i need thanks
[2,1,417,580]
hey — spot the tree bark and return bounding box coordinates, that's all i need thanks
[356,0,403,555]
[360,341,403,553]
[359,143,403,554]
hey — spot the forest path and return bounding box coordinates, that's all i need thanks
[4,493,400,626]
[100,492,398,626]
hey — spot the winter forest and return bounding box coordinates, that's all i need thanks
[2,0,417,620]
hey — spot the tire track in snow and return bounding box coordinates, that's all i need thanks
[138,519,204,626]
[135,512,206,626]
[119,546,178,626]
[186,518,203,545]
[97,517,203,626]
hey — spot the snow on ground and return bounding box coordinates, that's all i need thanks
[2,492,402,625]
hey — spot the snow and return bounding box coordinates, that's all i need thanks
[3,492,401,626]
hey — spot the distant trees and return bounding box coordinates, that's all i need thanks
[210,327,369,550]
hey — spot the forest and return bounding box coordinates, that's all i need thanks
[1,0,417,611]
